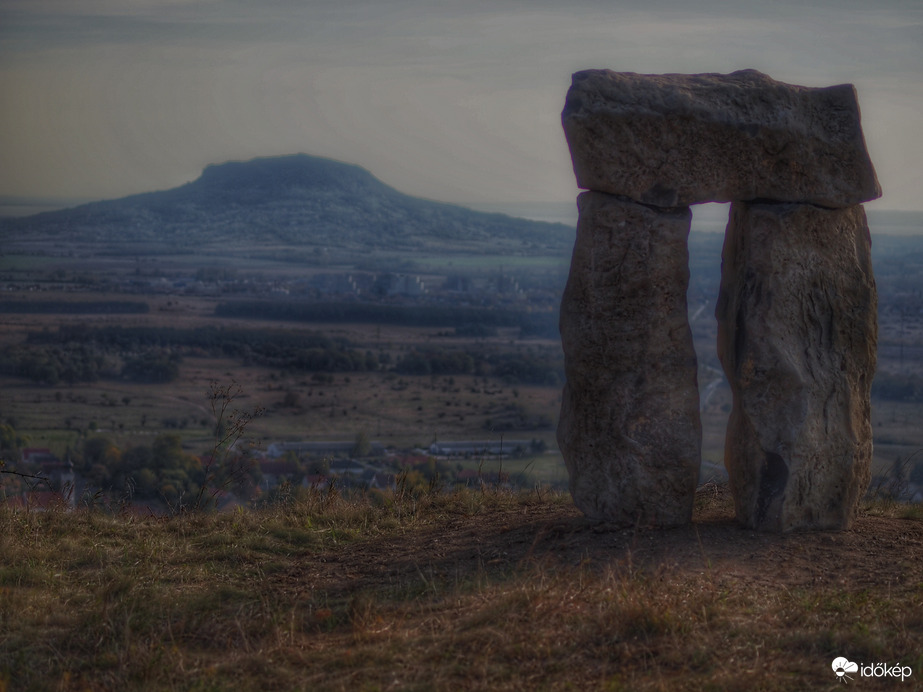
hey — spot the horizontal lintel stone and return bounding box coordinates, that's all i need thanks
[562,69,881,208]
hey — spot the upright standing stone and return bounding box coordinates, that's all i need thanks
[715,202,877,531]
[562,69,882,208]
[558,191,701,526]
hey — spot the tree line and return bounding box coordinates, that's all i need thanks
[214,300,560,338]
[3,325,562,386]
[871,372,923,403]
[393,349,563,385]
[1,326,374,385]
[0,300,149,314]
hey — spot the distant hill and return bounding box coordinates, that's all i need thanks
[0,154,572,254]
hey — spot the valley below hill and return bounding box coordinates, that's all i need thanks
[1,154,923,509]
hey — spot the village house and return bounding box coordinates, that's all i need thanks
[265,440,385,459]
[258,458,302,491]
[428,440,531,458]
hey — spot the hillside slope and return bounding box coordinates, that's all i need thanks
[0,154,571,253]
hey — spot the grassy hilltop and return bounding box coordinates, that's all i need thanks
[2,485,921,691]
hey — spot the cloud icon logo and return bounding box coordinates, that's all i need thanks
[832,657,859,682]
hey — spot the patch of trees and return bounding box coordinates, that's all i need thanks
[454,324,499,338]
[395,350,478,376]
[214,300,559,337]
[194,267,238,282]
[78,434,260,506]
[259,347,377,373]
[27,324,340,353]
[0,341,181,386]
[0,423,27,452]
[872,372,923,402]
[516,312,560,339]
[16,325,374,382]
[0,300,149,314]
[122,351,182,383]
[0,422,29,480]
[5,324,560,386]
[0,343,113,385]
[393,348,562,385]
[488,352,563,386]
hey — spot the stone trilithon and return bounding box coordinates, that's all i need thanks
[558,68,880,531]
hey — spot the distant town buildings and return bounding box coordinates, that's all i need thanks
[428,439,532,457]
[4,448,77,510]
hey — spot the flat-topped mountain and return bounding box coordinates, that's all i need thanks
[0,154,571,254]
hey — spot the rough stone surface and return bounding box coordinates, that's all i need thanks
[562,69,881,208]
[558,191,701,526]
[715,202,877,532]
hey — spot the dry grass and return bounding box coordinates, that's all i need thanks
[1,487,921,691]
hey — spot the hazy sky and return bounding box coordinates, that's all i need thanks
[1,0,921,210]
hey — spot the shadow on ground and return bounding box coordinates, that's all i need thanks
[284,487,923,600]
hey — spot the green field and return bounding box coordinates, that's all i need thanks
[2,284,922,495]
